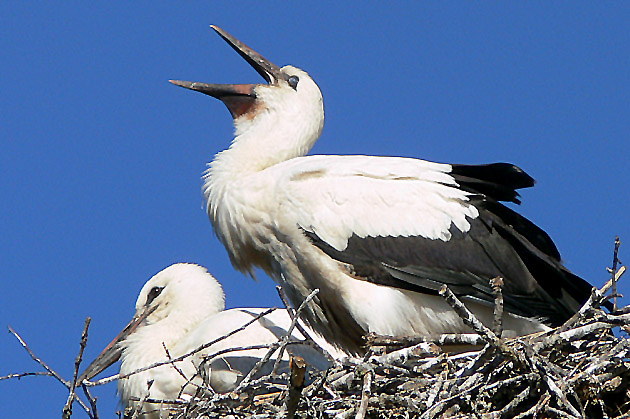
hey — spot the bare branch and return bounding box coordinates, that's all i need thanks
[490,277,504,337]
[491,384,532,418]
[62,317,91,419]
[8,325,70,388]
[81,384,99,419]
[162,342,189,383]
[283,355,307,419]
[558,266,625,334]
[273,287,321,373]
[368,332,486,348]
[438,285,517,361]
[611,236,621,311]
[355,368,373,419]
[276,284,337,363]
[7,325,93,416]
[0,371,53,380]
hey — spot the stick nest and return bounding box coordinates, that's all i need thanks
[5,244,628,419]
[141,313,630,418]
[140,271,630,418]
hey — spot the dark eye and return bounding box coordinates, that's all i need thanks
[146,286,164,305]
[288,75,299,90]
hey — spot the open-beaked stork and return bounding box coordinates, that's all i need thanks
[171,26,594,354]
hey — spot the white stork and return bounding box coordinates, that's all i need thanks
[170,27,594,354]
[78,263,332,417]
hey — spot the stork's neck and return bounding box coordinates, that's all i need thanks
[212,118,322,179]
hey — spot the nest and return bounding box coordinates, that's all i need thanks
[5,246,629,419]
[128,267,630,419]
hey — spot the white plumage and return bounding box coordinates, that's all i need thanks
[172,26,594,354]
[79,263,332,418]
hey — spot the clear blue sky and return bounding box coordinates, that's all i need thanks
[2,3,628,417]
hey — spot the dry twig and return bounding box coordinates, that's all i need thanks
[7,325,93,417]
[355,368,373,419]
[490,277,504,337]
[283,355,307,419]
[62,317,91,419]
[612,236,622,311]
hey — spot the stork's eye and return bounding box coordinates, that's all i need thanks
[288,75,299,90]
[146,286,164,305]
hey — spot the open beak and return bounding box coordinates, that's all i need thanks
[170,25,288,119]
[78,305,156,383]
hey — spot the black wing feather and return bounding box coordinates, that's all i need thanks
[304,162,592,326]
[451,163,561,259]
[450,163,535,193]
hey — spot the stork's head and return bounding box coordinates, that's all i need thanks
[78,263,225,382]
[133,263,225,325]
[171,26,324,167]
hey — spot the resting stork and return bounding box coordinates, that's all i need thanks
[171,26,593,354]
[78,263,332,418]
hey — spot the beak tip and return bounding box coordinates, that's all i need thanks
[210,25,225,38]
[169,80,192,89]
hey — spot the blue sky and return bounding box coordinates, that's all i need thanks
[2,3,629,417]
